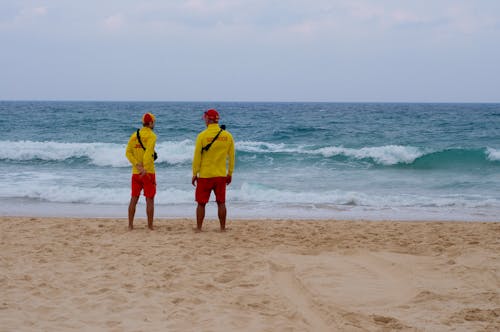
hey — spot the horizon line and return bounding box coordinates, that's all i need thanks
[1,99,499,104]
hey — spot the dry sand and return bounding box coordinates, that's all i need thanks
[1,216,499,331]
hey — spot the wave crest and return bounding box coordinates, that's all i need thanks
[486,147,500,161]
[313,145,423,165]
[237,142,498,167]
[237,141,424,165]
[1,140,497,168]
[0,140,194,167]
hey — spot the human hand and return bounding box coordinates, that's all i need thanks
[192,175,198,186]
[136,163,146,176]
[226,175,232,185]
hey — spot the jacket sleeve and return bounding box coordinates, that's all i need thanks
[125,135,138,166]
[142,134,156,169]
[192,134,203,176]
[227,134,235,176]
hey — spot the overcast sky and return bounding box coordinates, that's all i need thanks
[1,0,499,102]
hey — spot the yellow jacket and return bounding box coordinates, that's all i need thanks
[192,124,235,178]
[126,127,157,174]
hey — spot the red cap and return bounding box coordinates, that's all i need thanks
[142,112,156,124]
[204,109,219,121]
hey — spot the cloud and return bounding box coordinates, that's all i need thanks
[182,0,234,13]
[103,13,125,31]
[390,10,427,25]
[445,4,499,34]
[346,2,385,21]
[0,6,48,28]
[18,6,48,19]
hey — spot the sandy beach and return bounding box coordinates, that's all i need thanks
[1,217,499,331]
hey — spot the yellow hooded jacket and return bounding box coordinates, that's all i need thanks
[192,124,235,178]
[126,127,157,174]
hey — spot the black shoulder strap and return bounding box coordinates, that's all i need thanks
[202,129,224,153]
[136,129,146,150]
[137,129,158,161]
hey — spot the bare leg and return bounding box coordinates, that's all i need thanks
[146,197,154,230]
[217,202,226,231]
[128,196,140,230]
[196,203,206,231]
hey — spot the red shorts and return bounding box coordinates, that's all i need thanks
[195,177,227,204]
[131,173,156,198]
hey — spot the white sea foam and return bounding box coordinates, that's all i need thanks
[237,141,295,153]
[231,182,498,209]
[0,140,194,167]
[486,147,500,161]
[237,141,424,165]
[155,139,194,164]
[0,173,483,208]
[0,140,496,168]
[0,139,500,172]
[311,145,424,165]
[0,140,99,161]
[234,182,365,205]
[1,174,499,220]
[0,181,192,205]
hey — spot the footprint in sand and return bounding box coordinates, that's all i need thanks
[268,261,336,332]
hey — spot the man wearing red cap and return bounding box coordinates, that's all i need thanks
[126,112,157,230]
[192,109,235,232]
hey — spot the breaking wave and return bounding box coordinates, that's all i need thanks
[0,140,498,168]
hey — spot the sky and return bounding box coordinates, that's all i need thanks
[1,0,499,102]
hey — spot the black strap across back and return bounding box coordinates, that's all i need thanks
[136,129,158,161]
[202,128,224,153]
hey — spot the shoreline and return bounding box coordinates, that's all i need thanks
[1,213,499,223]
[1,216,499,331]
[1,201,499,222]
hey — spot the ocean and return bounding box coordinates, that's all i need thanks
[0,101,499,221]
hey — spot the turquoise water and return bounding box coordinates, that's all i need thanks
[0,101,499,221]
